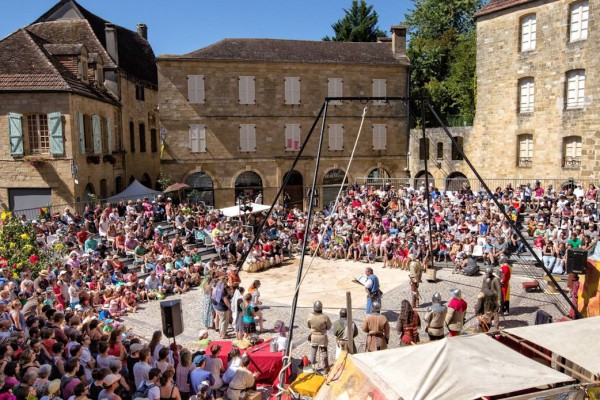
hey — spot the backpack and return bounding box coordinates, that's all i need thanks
[133,381,156,399]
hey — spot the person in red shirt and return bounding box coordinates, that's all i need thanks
[76,226,88,250]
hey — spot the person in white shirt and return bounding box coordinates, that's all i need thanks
[136,368,161,400]
[133,348,153,389]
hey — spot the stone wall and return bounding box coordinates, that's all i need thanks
[157,58,409,208]
[471,0,600,180]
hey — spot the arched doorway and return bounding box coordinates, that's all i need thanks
[446,172,469,192]
[282,170,303,209]
[129,175,136,185]
[367,167,390,186]
[322,168,348,209]
[140,173,152,189]
[235,171,263,204]
[99,179,108,199]
[414,170,435,190]
[185,173,215,206]
[115,176,124,194]
[83,183,95,203]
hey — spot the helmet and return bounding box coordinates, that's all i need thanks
[450,288,462,300]
[339,308,347,318]
[485,266,494,277]
[432,292,442,303]
[498,254,507,263]
[371,301,381,312]
[313,301,323,313]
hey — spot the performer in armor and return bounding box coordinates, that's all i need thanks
[396,299,420,346]
[306,300,332,372]
[475,277,500,332]
[364,267,381,314]
[445,288,467,337]
[482,266,502,329]
[424,292,447,340]
[332,308,358,359]
[360,301,390,352]
[499,255,512,314]
[408,254,423,308]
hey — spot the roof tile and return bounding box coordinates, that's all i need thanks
[476,0,536,17]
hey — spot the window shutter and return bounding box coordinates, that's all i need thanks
[248,77,255,104]
[48,112,64,156]
[373,124,386,150]
[92,115,102,154]
[285,77,300,105]
[581,2,589,39]
[188,75,205,104]
[285,124,301,151]
[248,124,256,151]
[198,125,206,152]
[329,124,343,150]
[77,112,85,154]
[293,125,300,150]
[189,125,199,153]
[106,117,113,153]
[521,15,536,51]
[239,76,255,104]
[8,113,23,157]
[328,78,343,104]
[372,79,387,104]
[240,124,255,151]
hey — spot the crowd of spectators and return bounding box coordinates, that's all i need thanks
[0,178,596,399]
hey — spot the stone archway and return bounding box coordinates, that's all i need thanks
[235,171,263,204]
[414,170,434,190]
[185,172,215,206]
[446,172,469,192]
[322,168,348,209]
[282,170,304,209]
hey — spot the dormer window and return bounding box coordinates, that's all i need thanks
[79,53,88,83]
[95,59,104,87]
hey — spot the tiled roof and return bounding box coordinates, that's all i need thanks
[32,0,157,85]
[0,29,118,104]
[166,38,408,66]
[476,0,536,17]
[43,43,85,56]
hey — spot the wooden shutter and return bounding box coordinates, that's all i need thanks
[77,112,85,154]
[372,79,386,104]
[285,77,300,104]
[8,113,23,157]
[240,124,255,151]
[328,78,343,105]
[329,124,343,150]
[285,124,300,151]
[92,115,102,154]
[190,124,206,153]
[48,112,64,156]
[106,117,113,153]
[565,137,582,157]
[521,15,536,51]
[520,78,534,112]
[519,135,533,158]
[570,1,589,41]
[189,125,199,152]
[239,76,255,104]
[373,124,386,150]
[188,75,205,104]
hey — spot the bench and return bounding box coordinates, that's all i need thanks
[522,280,540,292]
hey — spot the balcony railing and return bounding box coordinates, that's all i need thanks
[518,157,533,167]
[563,156,582,169]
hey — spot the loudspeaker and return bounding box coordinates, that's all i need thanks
[160,299,183,338]
[567,249,587,275]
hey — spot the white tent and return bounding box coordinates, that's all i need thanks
[105,180,161,203]
[316,334,574,400]
[218,203,270,218]
[505,316,600,379]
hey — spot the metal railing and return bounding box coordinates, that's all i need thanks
[517,157,533,168]
[562,156,582,169]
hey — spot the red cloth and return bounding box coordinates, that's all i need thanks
[448,298,467,313]
[211,340,289,387]
[500,264,512,299]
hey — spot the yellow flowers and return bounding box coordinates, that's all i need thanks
[9,242,15,249]
[54,243,64,250]
[0,211,11,221]
[20,233,29,240]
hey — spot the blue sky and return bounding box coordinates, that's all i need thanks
[0,0,410,56]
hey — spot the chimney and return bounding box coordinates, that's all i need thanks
[390,25,407,56]
[137,23,148,40]
[104,23,119,64]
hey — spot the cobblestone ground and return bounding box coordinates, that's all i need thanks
[121,257,569,369]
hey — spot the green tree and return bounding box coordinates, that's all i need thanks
[403,0,483,126]
[323,0,387,42]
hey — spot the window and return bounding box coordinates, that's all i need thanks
[372,79,387,105]
[285,124,301,151]
[129,121,135,153]
[27,114,49,154]
[519,77,535,113]
[437,142,444,159]
[284,77,300,105]
[79,54,88,83]
[517,134,533,167]
[520,14,537,51]
[239,76,255,104]
[135,85,145,101]
[189,124,206,153]
[566,70,585,109]
[328,124,344,150]
[452,136,464,160]
[570,1,589,42]
[139,123,146,152]
[563,136,582,168]
[328,78,343,105]
[239,124,256,152]
[419,138,430,160]
[188,75,205,104]
[150,128,158,153]
[372,124,386,150]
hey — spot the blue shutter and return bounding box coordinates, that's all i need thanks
[92,115,102,154]
[77,112,85,155]
[8,113,23,157]
[106,117,113,153]
[48,112,64,156]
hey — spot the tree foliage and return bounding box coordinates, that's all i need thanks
[323,0,387,42]
[403,0,483,126]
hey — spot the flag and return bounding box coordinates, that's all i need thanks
[160,141,165,159]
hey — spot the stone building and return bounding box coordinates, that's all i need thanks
[468,0,599,182]
[157,27,409,209]
[0,0,160,212]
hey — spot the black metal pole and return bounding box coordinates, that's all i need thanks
[421,101,435,271]
[276,101,329,399]
[426,102,581,319]
[236,103,326,269]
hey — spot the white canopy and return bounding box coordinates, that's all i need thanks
[317,334,573,400]
[505,316,600,376]
[105,179,161,203]
[219,203,270,218]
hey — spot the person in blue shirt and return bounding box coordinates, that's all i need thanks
[190,354,215,395]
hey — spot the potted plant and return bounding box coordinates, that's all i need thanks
[23,156,46,167]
